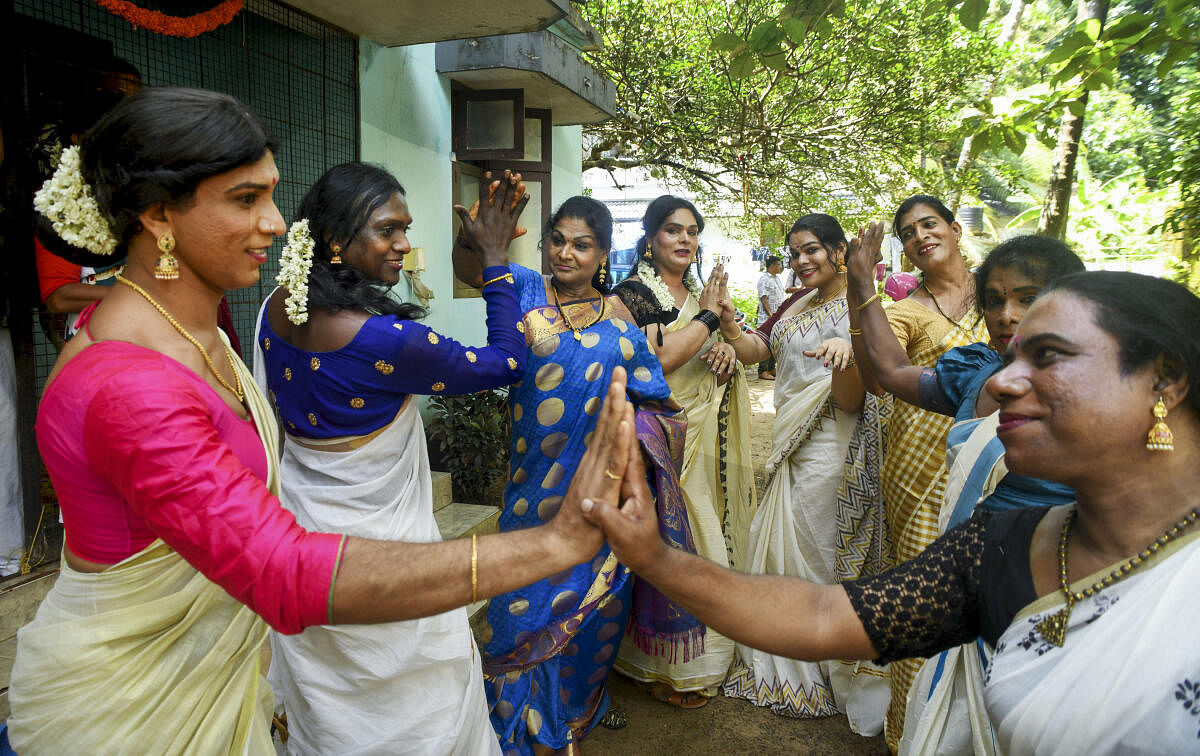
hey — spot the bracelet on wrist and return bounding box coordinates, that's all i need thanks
[856,293,880,312]
[482,272,515,289]
[692,309,720,334]
[848,327,863,336]
[724,327,744,343]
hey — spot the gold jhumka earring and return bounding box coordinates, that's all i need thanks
[330,243,343,265]
[154,231,179,280]
[1147,396,1174,451]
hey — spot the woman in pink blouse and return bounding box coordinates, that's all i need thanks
[9,86,636,755]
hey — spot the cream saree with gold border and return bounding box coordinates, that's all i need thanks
[8,349,277,755]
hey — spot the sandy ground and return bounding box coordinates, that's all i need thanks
[585,372,888,755]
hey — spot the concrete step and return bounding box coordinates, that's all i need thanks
[434,502,500,541]
[431,471,453,513]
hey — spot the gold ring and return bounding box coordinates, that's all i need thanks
[604,468,620,480]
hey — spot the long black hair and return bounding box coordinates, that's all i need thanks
[787,213,848,268]
[974,235,1084,312]
[298,162,425,320]
[1046,272,1200,417]
[543,195,614,293]
[40,87,277,266]
[635,195,706,281]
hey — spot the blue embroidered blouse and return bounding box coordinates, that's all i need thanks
[259,265,525,438]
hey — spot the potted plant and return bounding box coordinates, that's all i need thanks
[425,388,511,507]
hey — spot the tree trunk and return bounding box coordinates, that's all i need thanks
[948,0,1028,212]
[1037,0,1110,239]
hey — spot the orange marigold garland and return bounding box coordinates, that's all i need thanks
[93,0,244,38]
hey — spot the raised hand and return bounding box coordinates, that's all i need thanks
[550,367,635,557]
[698,263,726,314]
[846,221,885,286]
[453,170,530,267]
[804,337,855,372]
[716,267,738,323]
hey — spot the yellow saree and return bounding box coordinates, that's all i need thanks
[879,297,987,751]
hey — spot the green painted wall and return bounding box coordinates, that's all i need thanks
[358,41,585,417]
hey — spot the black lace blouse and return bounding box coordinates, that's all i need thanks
[843,505,1049,663]
[612,279,677,347]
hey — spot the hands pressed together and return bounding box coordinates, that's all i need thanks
[547,367,668,575]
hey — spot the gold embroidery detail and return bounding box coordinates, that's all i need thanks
[307,412,318,426]
[393,323,403,331]
[516,321,526,333]
[432,381,446,391]
[350,397,365,408]
[310,357,320,370]
[507,357,518,370]
[466,351,477,363]
[374,360,394,375]
[262,337,270,350]
[284,367,292,381]
[428,332,440,345]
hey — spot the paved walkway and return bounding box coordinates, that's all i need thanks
[586,373,888,755]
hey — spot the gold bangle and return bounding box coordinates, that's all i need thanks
[470,533,478,603]
[725,328,744,343]
[482,272,514,288]
[848,327,863,336]
[856,293,880,312]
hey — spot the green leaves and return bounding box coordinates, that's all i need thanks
[957,0,989,33]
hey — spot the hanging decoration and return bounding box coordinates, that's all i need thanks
[93,0,244,38]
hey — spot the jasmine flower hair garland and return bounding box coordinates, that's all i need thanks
[277,220,315,324]
[33,145,119,256]
[635,258,702,312]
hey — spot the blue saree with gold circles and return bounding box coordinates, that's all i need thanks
[479,264,694,754]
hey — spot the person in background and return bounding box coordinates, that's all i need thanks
[843,231,1084,754]
[454,195,692,753]
[755,255,785,380]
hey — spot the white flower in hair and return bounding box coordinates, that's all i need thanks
[277,219,315,325]
[635,258,702,312]
[32,145,119,256]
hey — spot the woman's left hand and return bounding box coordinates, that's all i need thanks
[703,341,736,378]
[804,337,855,372]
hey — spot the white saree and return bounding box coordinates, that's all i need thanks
[251,316,498,756]
[723,294,860,719]
[985,526,1200,755]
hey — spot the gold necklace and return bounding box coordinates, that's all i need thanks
[551,283,605,341]
[921,283,973,331]
[117,275,245,402]
[811,276,847,306]
[1037,504,1200,646]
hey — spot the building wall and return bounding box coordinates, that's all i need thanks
[358,41,584,413]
